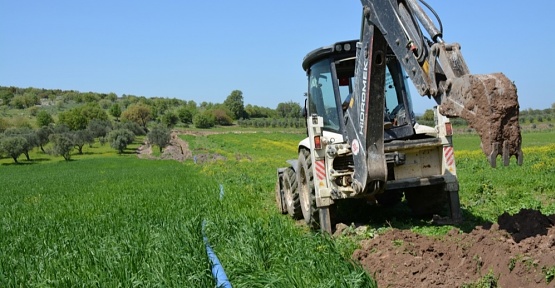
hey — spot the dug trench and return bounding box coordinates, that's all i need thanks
[139,132,554,287]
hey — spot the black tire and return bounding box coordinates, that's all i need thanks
[283,167,302,219]
[404,184,448,217]
[298,149,319,228]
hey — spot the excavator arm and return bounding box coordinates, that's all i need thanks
[349,0,523,170]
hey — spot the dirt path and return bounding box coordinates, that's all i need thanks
[350,209,555,287]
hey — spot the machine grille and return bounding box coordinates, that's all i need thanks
[332,154,354,171]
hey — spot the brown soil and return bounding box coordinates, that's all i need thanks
[348,209,555,287]
[439,73,522,163]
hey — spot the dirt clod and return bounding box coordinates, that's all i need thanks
[439,73,522,163]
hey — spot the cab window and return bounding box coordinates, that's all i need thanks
[308,59,341,131]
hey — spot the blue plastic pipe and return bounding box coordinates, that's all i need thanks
[202,219,232,288]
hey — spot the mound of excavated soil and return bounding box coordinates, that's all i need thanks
[352,209,555,287]
[137,131,226,163]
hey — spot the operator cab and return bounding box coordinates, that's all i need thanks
[302,40,417,141]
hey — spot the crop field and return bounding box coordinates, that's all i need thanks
[453,131,555,224]
[1,129,554,287]
[0,133,375,287]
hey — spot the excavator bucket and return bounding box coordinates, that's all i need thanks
[438,73,523,167]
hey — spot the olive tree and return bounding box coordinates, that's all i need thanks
[36,125,54,152]
[71,130,95,154]
[49,133,74,161]
[4,127,39,161]
[147,125,171,153]
[0,136,27,163]
[108,129,135,154]
[87,119,113,138]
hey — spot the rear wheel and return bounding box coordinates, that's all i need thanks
[298,149,320,228]
[283,167,302,219]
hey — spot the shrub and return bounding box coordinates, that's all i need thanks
[36,110,55,127]
[211,109,233,126]
[193,113,215,129]
[161,112,179,128]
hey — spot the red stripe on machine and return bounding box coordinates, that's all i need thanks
[444,146,454,166]
[315,160,326,180]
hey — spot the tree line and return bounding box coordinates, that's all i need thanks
[0,86,303,128]
[416,105,555,127]
[0,86,305,163]
[0,116,174,163]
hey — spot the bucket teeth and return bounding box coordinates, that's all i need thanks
[488,141,524,168]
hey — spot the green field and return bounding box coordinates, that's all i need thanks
[0,133,375,287]
[1,130,554,287]
[452,131,555,229]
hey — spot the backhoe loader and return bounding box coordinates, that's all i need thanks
[276,0,522,233]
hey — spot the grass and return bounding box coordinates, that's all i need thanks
[0,132,376,287]
[180,132,376,286]
[1,126,553,287]
[453,133,555,224]
[452,130,555,151]
[183,130,555,237]
[0,158,215,287]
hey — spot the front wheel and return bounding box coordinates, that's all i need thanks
[283,167,302,219]
[298,149,319,228]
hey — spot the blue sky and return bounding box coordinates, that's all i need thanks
[1,0,553,113]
